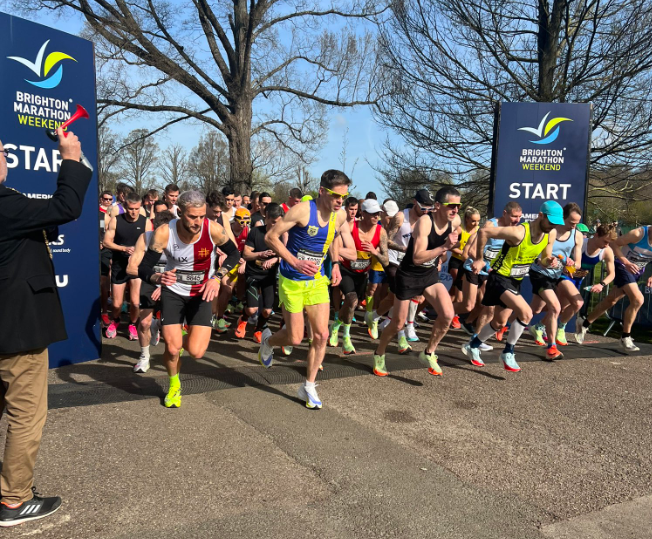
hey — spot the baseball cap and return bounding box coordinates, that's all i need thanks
[414,189,434,205]
[362,199,382,214]
[540,201,564,225]
[301,195,313,202]
[235,207,251,219]
[382,200,399,217]
[577,223,589,233]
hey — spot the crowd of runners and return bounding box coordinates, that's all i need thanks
[98,172,652,410]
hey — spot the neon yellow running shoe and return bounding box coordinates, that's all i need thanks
[419,351,442,376]
[164,385,181,408]
[397,335,411,354]
[368,318,379,339]
[556,327,568,346]
[328,321,341,347]
[373,354,388,376]
[342,335,355,355]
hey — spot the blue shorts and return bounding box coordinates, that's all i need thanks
[614,261,644,288]
[369,269,386,285]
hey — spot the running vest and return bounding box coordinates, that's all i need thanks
[451,226,476,260]
[388,208,413,265]
[400,216,452,275]
[618,226,652,273]
[280,200,337,281]
[113,202,125,215]
[235,226,249,253]
[164,218,216,297]
[491,222,548,280]
[483,218,505,264]
[580,236,606,268]
[530,228,575,279]
[370,255,384,271]
[145,230,168,276]
[114,213,146,250]
[342,221,381,274]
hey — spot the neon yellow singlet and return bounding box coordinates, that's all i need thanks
[491,222,548,280]
[452,226,476,260]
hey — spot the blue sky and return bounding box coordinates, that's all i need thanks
[9,8,392,198]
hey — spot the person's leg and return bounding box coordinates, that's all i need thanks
[536,288,562,358]
[585,286,625,324]
[375,298,409,357]
[620,282,645,334]
[0,349,49,505]
[556,280,583,344]
[128,278,141,326]
[110,282,126,321]
[162,325,183,376]
[184,325,212,359]
[136,308,153,369]
[304,302,331,382]
[268,309,305,348]
[214,274,235,332]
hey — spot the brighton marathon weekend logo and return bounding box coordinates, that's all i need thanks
[7,40,77,89]
[517,111,573,172]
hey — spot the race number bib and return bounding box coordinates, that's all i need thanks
[422,256,439,268]
[627,253,650,269]
[509,264,529,278]
[484,248,500,262]
[350,258,371,270]
[176,270,205,284]
[297,249,324,266]
[154,264,166,274]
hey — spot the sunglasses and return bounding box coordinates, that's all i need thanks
[416,202,434,212]
[102,197,113,201]
[323,186,349,200]
[235,218,251,225]
[440,202,462,209]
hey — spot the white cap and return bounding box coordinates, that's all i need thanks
[382,200,399,217]
[362,199,382,214]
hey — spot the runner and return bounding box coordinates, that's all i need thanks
[332,197,360,320]
[449,207,480,328]
[372,187,462,378]
[528,203,583,359]
[222,186,236,222]
[105,183,144,227]
[462,201,561,371]
[282,188,303,213]
[329,199,389,355]
[142,189,158,219]
[259,170,356,409]
[575,223,652,351]
[103,191,147,340]
[137,190,241,408]
[99,190,114,327]
[127,209,175,373]
[238,203,285,342]
[163,184,180,217]
[251,192,271,227]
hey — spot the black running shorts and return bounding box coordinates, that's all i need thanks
[101,248,112,277]
[160,287,213,327]
[140,280,159,310]
[245,274,276,310]
[339,266,368,299]
[481,273,521,308]
[394,267,439,301]
[111,254,137,285]
[529,270,563,297]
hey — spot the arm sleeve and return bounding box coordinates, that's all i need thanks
[138,248,163,283]
[217,239,240,272]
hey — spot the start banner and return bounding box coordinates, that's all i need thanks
[0,13,101,367]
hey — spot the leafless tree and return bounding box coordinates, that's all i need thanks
[375,0,652,210]
[119,128,159,194]
[187,131,230,195]
[98,125,121,192]
[159,144,190,190]
[21,0,385,193]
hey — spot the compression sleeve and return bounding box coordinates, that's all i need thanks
[217,239,240,273]
[138,248,163,283]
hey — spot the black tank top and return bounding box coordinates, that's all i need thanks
[114,213,146,250]
[400,215,452,275]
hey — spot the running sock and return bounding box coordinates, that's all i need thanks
[503,343,515,354]
[558,321,567,330]
[535,322,545,331]
[366,296,373,311]
[398,329,406,339]
[506,319,528,345]
[343,323,351,337]
[305,380,316,389]
[372,310,380,321]
[141,346,150,359]
[583,319,590,328]
[240,314,248,323]
[334,312,340,322]
[622,332,631,338]
[256,314,269,331]
[547,342,554,349]
[473,323,497,347]
[169,374,180,388]
[332,319,342,330]
[408,300,419,323]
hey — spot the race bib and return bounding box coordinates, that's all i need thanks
[297,249,324,266]
[509,264,530,278]
[154,264,166,274]
[627,253,649,269]
[350,259,371,270]
[422,256,439,268]
[483,248,499,261]
[395,251,405,262]
[176,270,205,284]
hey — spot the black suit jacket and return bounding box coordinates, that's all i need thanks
[0,160,92,355]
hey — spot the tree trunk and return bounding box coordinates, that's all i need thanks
[227,98,253,194]
[538,0,564,101]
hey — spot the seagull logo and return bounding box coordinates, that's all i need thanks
[518,112,572,145]
[7,40,77,89]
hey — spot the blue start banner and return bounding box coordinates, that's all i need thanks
[490,102,591,218]
[0,13,101,368]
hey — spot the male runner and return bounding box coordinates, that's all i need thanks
[100,190,114,327]
[373,187,462,377]
[259,170,356,409]
[103,191,147,340]
[251,192,271,227]
[239,203,285,342]
[142,189,158,218]
[462,201,561,371]
[329,199,389,355]
[138,190,240,407]
[575,223,652,351]
[162,184,180,217]
[127,210,175,372]
[282,188,303,213]
[222,186,236,222]
[528,202,583,359]
[332,197,360,319]
[449,207,480,328]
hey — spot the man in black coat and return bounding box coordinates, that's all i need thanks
[0,128,92,527]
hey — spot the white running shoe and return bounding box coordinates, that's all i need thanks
[575,316,588,344]
[405,323,419,342]
[258,328,274,368]
[379,317,391,331]
[297,384,322,409]
[479,342,493,351]
[461,342,484,367]
[133,355,150,373]
[620,336,640,352]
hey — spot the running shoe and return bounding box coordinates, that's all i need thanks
[258,328,274,368]
[105,320,119,339]
[164,385,181,408]
[417,312,430,323]
[328,321,340,347]
[235,316,247,339]
[451,315,461,329]
[281,345,293,356]
[0,488,61,527]
[500,352,520,372]
[495,326,508,342]
[248,313,259,325]
[405,324,419,342]
[397,335,412,354]
[364,311,373,326]
[253,331,262,344]
[235,302,244,313]
[150,319,160,346]
[419,351,442,376]
[621,337,640,352]
[529,324,545,346]
[575,316,588,344]
[225,303,234,314]
[342,336,355,355]
[542,326,548,341]
[546,345,564,360]
[368,318,379,340]
[461,319,475,336]
[462,342,484,367]
[133,355,150,374]
[128,323,138,341]
[379,317,391,331]
[297,384,322,409]
[479,342,494,351]
[373,354,388,376]
[556,327,568,346]
[215,318,229,334]
[101,313,110,328]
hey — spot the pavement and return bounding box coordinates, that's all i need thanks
[3,316,652,538]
